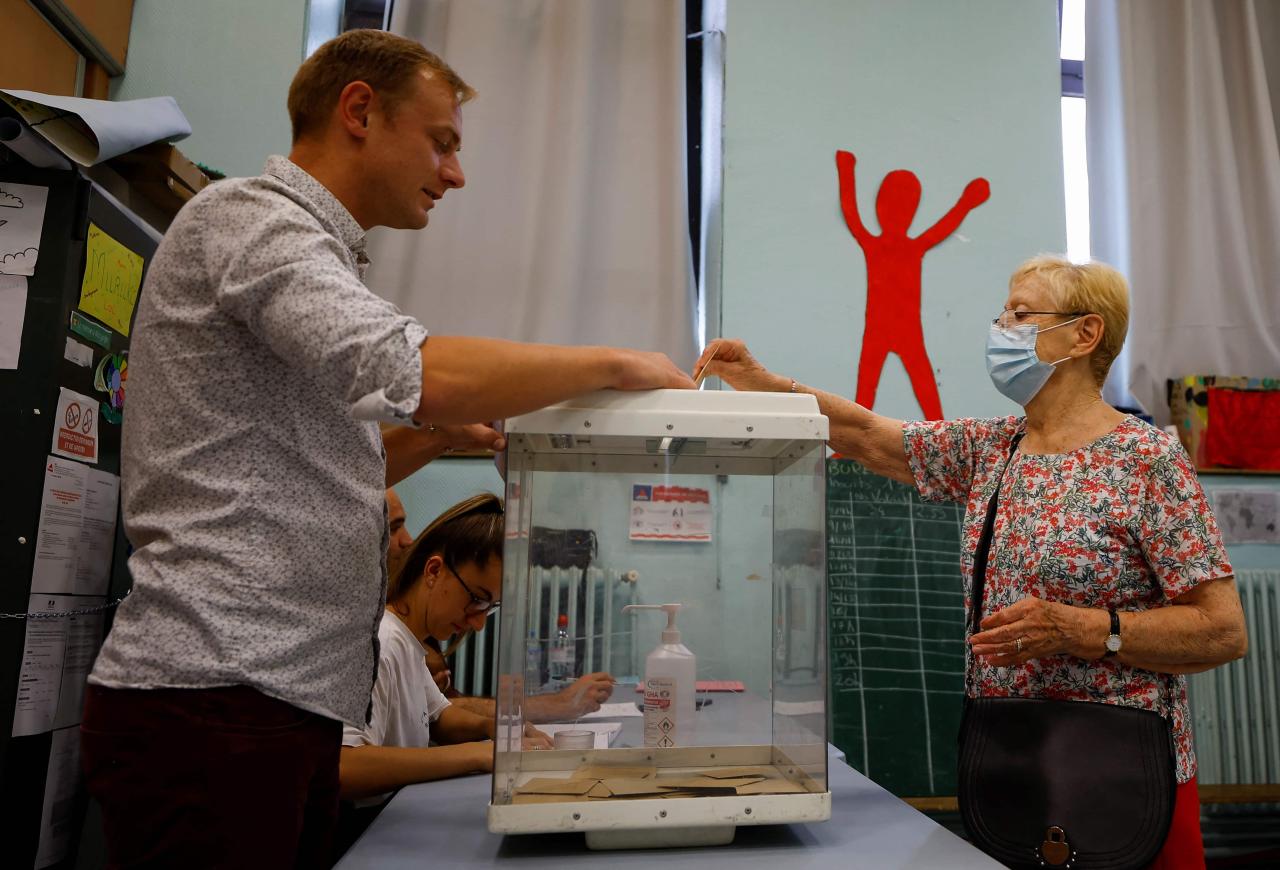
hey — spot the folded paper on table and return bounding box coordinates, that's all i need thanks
[579,701,643,720]
[0,90,191,167]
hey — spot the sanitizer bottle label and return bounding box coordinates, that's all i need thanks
[643,676,678,748]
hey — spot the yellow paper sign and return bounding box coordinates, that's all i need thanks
[79,222,143,336]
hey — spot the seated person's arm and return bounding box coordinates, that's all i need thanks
[525,672,615,724]
[339,743,492,801]
[432,704,494,744]
[446,695,496,718]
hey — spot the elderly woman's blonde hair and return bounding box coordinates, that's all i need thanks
[1009,255,1130,386]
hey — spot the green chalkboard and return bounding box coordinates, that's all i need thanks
[826,458,967,797]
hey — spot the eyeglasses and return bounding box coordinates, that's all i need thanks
[442,556,500,614]
[993,308,1089,328]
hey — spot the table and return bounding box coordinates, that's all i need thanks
[337,749,1001,868]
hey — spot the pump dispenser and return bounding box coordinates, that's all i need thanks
[622,604,696,747]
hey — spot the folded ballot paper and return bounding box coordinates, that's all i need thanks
[0,90,191,167]
[510,763,809,804]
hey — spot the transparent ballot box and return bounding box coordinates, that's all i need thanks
[489,390,830,849]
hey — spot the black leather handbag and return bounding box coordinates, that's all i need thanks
[956,434,1177,870]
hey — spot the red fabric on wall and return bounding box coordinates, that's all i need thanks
[1204,388,1280,470]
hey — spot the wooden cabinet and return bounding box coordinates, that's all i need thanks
[0,0,135,98]
[0,0,83,96]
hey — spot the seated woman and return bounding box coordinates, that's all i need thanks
[340,493,549,803]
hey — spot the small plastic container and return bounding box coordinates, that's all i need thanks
[552,730,595,751]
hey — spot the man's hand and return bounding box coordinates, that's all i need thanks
[552,672,615,718]
[432,422,505,454]
[610,349,695,391]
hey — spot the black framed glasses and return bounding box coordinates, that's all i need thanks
[993,308,1089,328]
[442,556,499,614]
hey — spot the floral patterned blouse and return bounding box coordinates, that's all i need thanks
[903,414,1233,783]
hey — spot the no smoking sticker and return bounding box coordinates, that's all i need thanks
[52,387,99,464]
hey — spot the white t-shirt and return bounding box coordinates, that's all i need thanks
[342,611,451,749]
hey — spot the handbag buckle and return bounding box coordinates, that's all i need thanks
[1038,826,1074,867]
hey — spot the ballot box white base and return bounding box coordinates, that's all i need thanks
[489,790,831,849]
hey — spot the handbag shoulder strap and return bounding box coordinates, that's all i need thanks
[969,431,1025,637]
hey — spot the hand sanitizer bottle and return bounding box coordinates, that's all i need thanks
[623,604,695,748]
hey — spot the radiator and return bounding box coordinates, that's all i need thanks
[452,565,639,698]
[1188,569,1280,785]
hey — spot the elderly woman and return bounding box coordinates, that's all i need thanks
[696,255,1246,869]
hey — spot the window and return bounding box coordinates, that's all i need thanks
[1060,0,1089,263]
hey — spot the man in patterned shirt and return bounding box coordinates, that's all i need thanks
[80,30,692,868]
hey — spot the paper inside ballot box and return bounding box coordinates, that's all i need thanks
[572,764,656,780]
[513,778,597,796]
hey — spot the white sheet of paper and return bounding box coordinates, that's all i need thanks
[579,701,644,720]
[0,274,26,367]
[35,726,82,868]
[11,595,70,737]
[53,603,105,729]
[0,182,47,276]
[538,722,623,749]
[31,458,119,596]
[0,90,191,167]
[75,469,119,596]
[51,387,99,464]
[64,336,93,367]
[32,457,87,594]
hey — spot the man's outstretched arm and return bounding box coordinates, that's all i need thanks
[415,337,692,425]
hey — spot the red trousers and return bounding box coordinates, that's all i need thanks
[1148,777,1205,870]
[81,684,341,869]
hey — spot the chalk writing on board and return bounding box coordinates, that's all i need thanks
[827,458,967,797]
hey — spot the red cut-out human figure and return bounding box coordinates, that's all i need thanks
[836,150,989,420]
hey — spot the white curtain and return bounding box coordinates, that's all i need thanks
[1087,0,1280,422]
[365,0,698,370]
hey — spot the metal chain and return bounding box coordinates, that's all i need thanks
[0,589,131,620]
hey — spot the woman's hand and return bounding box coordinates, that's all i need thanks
[693,339,789,392]
[521,723,553,751]
[968,595,1092,667]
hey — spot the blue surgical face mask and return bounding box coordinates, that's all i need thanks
[985,318,1079,406]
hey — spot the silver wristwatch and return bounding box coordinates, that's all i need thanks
[1104,608,1121,657]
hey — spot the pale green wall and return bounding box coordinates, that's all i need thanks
[112,0,309,178]
[720,0,1067,422]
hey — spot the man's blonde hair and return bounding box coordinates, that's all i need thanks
[288,29,476,142]
[1009,255,1130,385]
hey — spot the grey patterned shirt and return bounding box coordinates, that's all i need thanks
[89,156,428,726]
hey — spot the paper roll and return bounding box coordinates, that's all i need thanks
[0,116,72,170]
